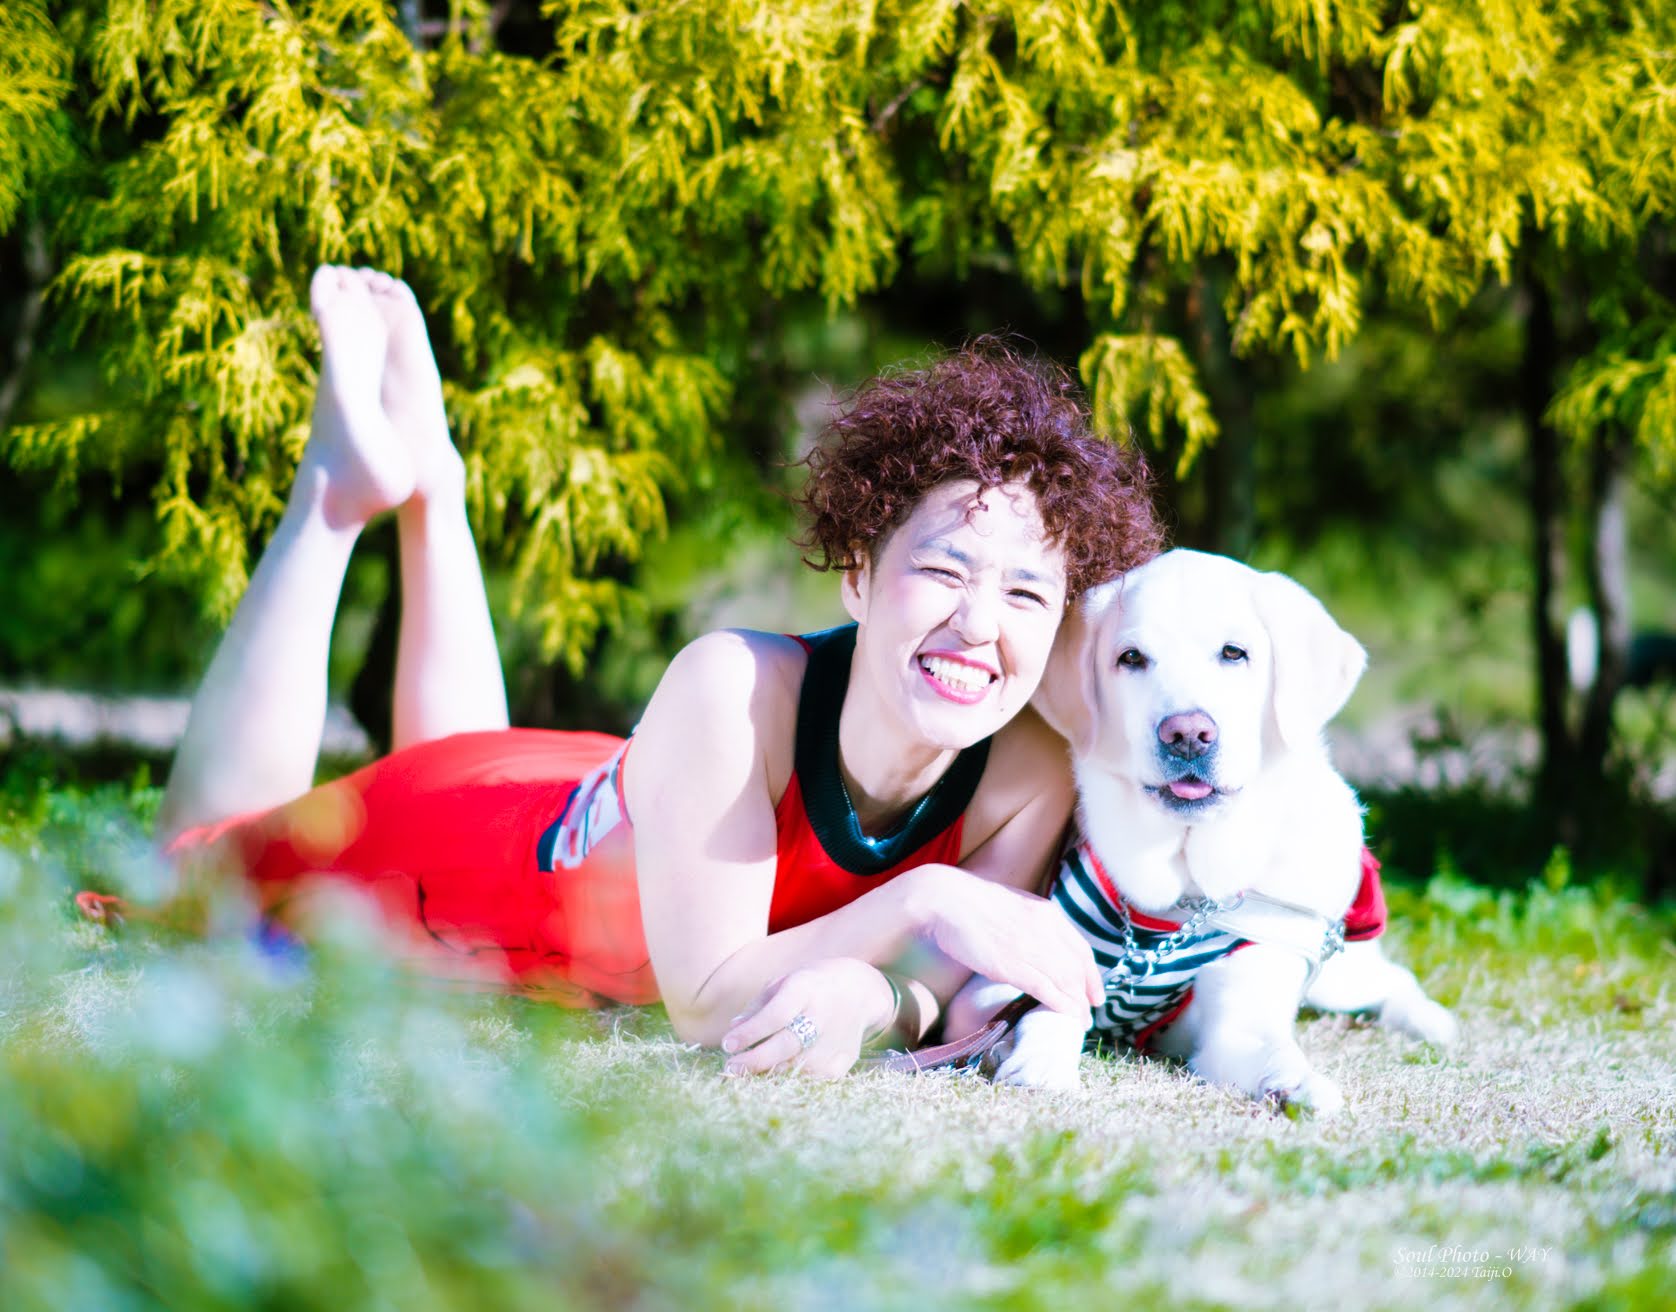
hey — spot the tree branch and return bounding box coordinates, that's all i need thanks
[1521,271,1575,840]
[1577,426,1634,791]
[0,219,50,433]
[417,0,515,53]
[871,78,929,135]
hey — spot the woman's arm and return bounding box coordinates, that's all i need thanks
[927,703,1085,960]
[625,631,1098,1051]
[821,708,1098,1035]
[717,714,1098,1074]
[626,629,907,1046]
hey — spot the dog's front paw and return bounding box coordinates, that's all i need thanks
[1250,1044,1344,1117]
[988,1009,1086,1091]
[1382,992,1460,1049]
[1262,1068,1344,1118]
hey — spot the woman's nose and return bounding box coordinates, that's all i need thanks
[950,585,1001,644]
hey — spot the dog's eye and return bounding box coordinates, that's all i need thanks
[1117,648,1148,670]
[1221,644,1248,663]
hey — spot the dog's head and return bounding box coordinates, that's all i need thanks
[1034,549,1366,819]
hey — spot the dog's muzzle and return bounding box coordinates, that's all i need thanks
[1150,709,1222,809]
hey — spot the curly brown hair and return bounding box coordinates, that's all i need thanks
[796,338,1163,597]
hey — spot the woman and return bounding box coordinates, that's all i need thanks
[148,266,1162,1077]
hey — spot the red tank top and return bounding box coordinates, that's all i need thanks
[763,626,990,931]
[766,771,968,931]
[535,626,991,983]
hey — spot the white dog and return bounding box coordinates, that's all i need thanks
[961,550,1457,1114]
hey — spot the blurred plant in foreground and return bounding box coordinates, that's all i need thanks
[2,780,1673,1308]
[0,785,666,1311]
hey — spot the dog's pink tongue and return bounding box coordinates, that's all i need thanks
[1169,780,1213,800]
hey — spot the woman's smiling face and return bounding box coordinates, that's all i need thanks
[842,479,1070,752]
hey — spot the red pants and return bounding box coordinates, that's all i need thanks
[167,730,659,1005]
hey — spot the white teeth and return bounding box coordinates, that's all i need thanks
[921,655,992,693]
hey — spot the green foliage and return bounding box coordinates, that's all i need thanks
[1393,868,1668,962]
[1552,310,1676,479]
[2,2,1671,664]
[0,2,73,236]
[0,485,216,690]
[1081,332,1219,475]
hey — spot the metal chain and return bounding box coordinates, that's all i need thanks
[1101,889,1350,1005]
[1106,892,1243,986]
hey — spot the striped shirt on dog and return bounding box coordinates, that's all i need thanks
[1052,841,1251,1049]
[1052,841,1389,1050]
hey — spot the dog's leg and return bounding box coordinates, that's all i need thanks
[1166,946,1344,1116]
[988,1003,1088,1091]
[955,976,1088,1090]
[1304,940,1459,1048]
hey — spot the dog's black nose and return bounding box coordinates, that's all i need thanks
[1157,710,1218,760]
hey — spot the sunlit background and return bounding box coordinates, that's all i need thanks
[2,3,1673,1307]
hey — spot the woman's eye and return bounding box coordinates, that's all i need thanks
[1221,644,1248,663]
[1009,589,1048,607]
[1117,648,1147,669]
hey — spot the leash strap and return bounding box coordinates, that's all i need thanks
[856,994,1037,1075]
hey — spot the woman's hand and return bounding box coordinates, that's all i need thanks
[910,865,1102,1018]
[719,957,895,1078]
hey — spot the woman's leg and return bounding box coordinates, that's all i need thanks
[362,273,510,749]
[159,267,416,843]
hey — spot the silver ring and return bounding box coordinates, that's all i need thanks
[785,1012,819,1050]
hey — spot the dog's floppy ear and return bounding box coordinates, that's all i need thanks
[1032,578,1122,757]
[1254,569,1367,750]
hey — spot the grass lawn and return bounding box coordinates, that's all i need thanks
[2,783,1672,1310]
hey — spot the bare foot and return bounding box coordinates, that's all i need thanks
[301,266,415,527]
[360,270,466,508]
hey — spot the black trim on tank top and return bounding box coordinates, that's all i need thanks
[795,623,991,877]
